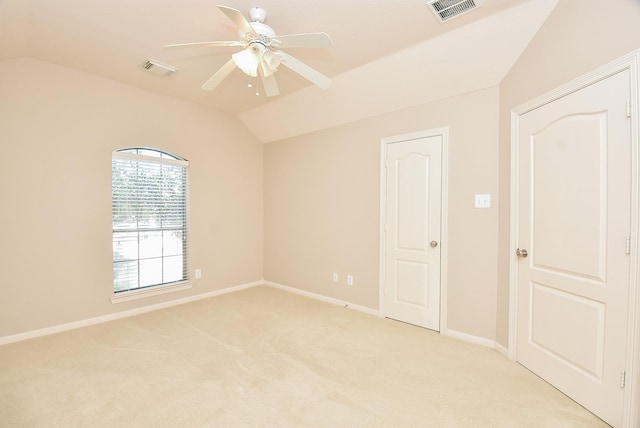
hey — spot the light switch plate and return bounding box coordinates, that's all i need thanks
[475,194,491,208]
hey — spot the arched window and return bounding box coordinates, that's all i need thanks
[111,148,189,295]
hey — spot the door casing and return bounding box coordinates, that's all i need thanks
[379,127,449,333]
[509,50,640,427]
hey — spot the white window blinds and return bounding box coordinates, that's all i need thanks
[111,148,189,293]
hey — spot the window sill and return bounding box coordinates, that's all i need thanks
[111,281,192,304]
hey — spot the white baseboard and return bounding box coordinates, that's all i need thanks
[264,281,380,317]
[442,328,498,350]
[494,342,509,357]
[0,280,263,346]
[2,278,511,361]
[264,282,507,355]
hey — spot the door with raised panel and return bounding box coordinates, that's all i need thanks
[516,70,631,427]
[383,135,442,331]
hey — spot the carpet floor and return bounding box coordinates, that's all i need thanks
[0,286,608,427]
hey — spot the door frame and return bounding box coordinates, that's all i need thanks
[379,127,449,332]
[509,50,640,427]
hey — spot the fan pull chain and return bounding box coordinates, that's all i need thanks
[247,79,259,96]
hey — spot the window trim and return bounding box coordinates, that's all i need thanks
[111,147,191,303]
[110,280,192,304]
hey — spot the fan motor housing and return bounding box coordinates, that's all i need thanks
[248,22,276,38]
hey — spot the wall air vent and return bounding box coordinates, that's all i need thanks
[427,0,480,22]
[140,59,178,77]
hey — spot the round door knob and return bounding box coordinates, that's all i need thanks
[430,240,438,248]
[516,248,528,258]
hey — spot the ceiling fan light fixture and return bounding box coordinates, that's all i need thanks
[262,50,282,75]
[232,46,264,77]
[170,5,333,93]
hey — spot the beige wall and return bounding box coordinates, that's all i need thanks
[6,0,639,347]
[496,0,640,347]
[264,87,500,341]
[0,58,263,337]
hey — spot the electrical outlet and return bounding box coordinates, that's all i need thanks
[332,272,338,282]
[347,275,354,286]
[195,269,202,279]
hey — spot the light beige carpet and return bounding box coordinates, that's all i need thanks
[0,286,607,427]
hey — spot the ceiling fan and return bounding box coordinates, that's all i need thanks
[164,5,333,97]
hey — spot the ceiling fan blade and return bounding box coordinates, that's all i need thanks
[260,68,280,97]
[201,58,236,91]
[217,5,256,36]
[277,51,332,90]
[164,41,244,48]
[272,32,333,49]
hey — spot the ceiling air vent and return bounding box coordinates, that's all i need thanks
[140,59,178,77]
[427,0,480,22]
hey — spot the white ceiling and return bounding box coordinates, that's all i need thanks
[0,0,558,126]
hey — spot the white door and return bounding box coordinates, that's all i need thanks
[382,135,442,331]
[516,70,631,427]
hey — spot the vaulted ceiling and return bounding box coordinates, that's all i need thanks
[0,0,559,142]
